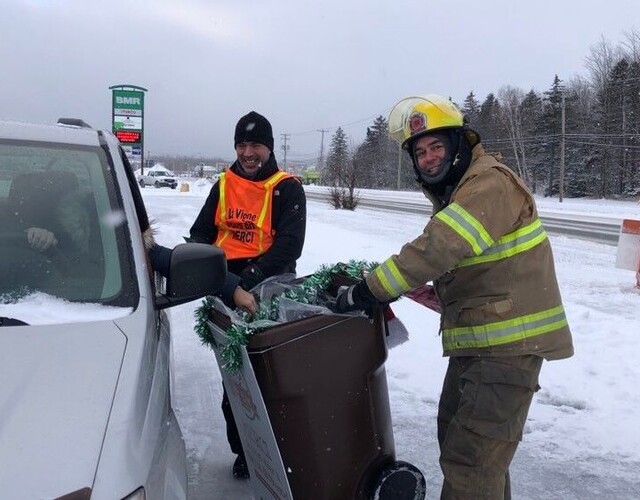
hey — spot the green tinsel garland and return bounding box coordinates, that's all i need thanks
[194,260,378,373]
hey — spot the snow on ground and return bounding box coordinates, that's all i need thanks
[142,180,640,499]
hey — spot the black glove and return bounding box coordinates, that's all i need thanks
[239,264,266,291]
[335,280,380,313]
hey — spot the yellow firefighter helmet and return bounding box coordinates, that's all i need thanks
[388,94,465,150]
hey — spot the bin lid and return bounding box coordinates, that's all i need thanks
[247,314,354,350]
[208,307,372,351]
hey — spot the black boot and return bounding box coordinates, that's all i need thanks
[232,454,250,479]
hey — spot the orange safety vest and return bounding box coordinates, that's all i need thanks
[214,169,294,260]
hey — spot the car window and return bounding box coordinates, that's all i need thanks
[0,139,138,307]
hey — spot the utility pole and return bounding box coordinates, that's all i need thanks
[281,133,290,169]
[317,128,328,170]
[559,93,565,203]
[622,78,628,191]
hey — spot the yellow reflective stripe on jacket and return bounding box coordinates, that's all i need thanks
[373,257,412,297]
[255,171,290,253]
[434,203,494,256]
[216,173,230,247]
[458,219,548,267]
[443,305,569,350]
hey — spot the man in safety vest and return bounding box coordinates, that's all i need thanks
[190,111,306,479]
[335,95,574,499]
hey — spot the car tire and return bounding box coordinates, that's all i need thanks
[155,181,160,188]
[139,179,145,188]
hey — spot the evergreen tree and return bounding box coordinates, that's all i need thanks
[626,59,640,195]
[563,77,598,197]
[354,116,397,189]
[533,75,565,196]
[608,58,630,195]
[520,90,544,193]
[324,127,349,186]
[461,91,481,128]
[476,93,506,150]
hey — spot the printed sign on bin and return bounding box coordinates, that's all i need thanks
[207,318,293,500]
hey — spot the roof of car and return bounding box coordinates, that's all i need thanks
[0,119,104,147]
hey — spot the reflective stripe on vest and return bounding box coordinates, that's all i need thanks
[434,203,549,267]
[435,203,494,255]
[372,257,412,297]
[372,203,549,298]
[256,172,290,253]
[443,304,569,350]
[215,170,292,258]
[216,173,231,247]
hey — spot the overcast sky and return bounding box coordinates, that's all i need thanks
[3,0,640,163]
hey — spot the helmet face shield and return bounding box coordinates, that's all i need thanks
[388,94,465,149]
[388,96,427,146]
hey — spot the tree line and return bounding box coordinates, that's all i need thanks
[323,30,640,200]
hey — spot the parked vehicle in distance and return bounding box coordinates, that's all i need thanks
[0,118,227,500]
[138,168,178,189]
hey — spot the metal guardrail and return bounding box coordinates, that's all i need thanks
[304,189,621,245]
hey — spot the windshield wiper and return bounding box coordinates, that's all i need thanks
[0,317,28,326]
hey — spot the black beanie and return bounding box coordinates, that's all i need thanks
[234,111,274,151]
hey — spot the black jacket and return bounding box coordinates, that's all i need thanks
[189,154,306,277]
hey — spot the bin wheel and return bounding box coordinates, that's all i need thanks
[371,461,426,500]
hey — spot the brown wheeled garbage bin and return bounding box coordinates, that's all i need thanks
[248,308,393,499]
[209,275,425,500]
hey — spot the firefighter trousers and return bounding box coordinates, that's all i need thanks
[437,355,542,499]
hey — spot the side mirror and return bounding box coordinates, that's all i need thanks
[155,243,227,309]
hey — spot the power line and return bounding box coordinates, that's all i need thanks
[286,110,390,136]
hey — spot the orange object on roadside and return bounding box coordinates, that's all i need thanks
[616,219,640,288]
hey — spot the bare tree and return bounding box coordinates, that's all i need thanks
[621,28,640,61]
[585,36,621,91]
[497,85,532,186]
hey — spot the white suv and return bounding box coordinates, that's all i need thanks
[138,169,178,189]
[0,118,226,500]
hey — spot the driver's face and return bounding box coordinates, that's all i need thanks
[414,135,447,176]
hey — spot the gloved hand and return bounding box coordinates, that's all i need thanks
[239,264,266,291]
[334,280,380,314]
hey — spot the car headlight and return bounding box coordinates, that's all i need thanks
[122,487,146,500]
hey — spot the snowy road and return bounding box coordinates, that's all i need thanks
[143,183,640,499]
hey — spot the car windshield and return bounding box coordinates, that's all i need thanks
[0,139,138,308]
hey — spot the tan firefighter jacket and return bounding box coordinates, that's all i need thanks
[366,144,574,360]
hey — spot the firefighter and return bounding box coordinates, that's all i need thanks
[335,95,574,499]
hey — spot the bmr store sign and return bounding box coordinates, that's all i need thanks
[109,84,147,171]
